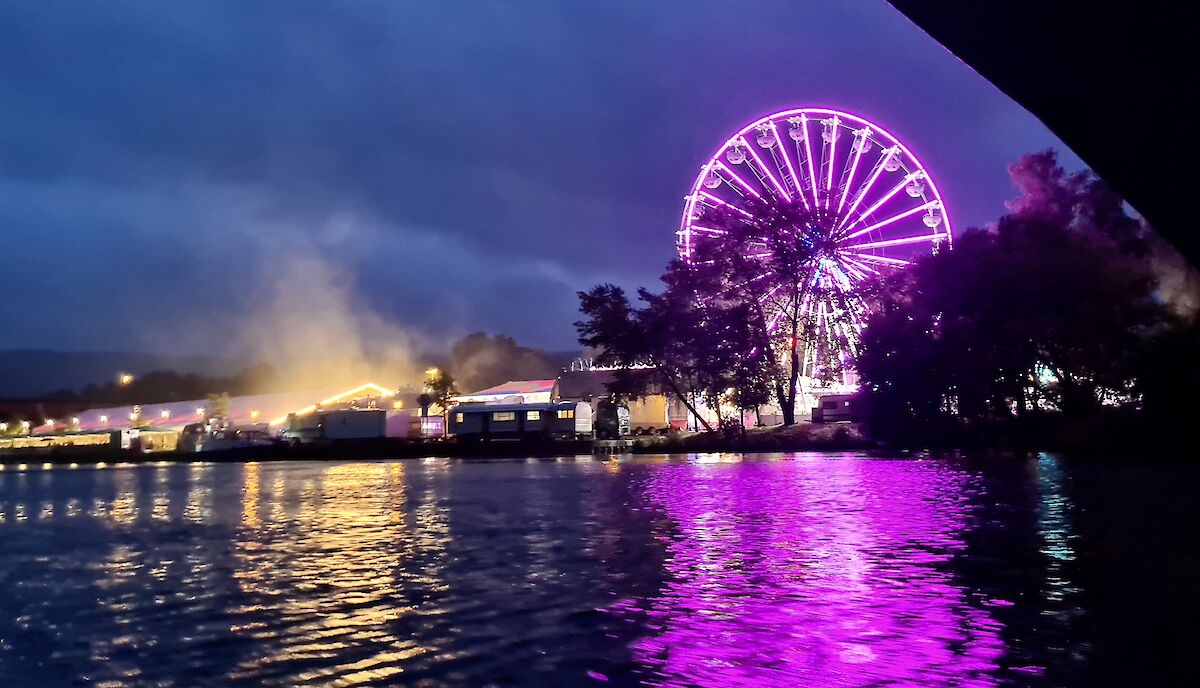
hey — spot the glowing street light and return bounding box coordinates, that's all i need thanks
[249,410,260,420]
[160,410,171,420]
[99,415,109,425]
[118,373,134,386]
[0,422,8,432]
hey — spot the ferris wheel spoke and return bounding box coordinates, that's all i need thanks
[714,161,763,200]
[842,232,940,252]
[840,254,879,276]
[696,190,753,217]
[769,120,807,209]
[799,114,820,208]
[845,252,912,268]
[836,146,897,231]
[741,136,792,202]
[822,116,840,206]
[839,169,923,235]
[839,199,940,243]
[836,129,870,216]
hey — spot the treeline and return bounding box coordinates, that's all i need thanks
[857,151,1197,447]
[44,364,282,405]
[575,149,1199,448]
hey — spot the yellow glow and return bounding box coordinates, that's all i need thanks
[392,400,404,409]
[71,417,80,425]
[44,419,54,426]
[196,407,206,416]
[118,373,134,385]
[269,382,395,425]
[250,410,260,420]
[425,367,440,377]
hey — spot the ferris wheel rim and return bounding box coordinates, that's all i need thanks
[679,107,953,260]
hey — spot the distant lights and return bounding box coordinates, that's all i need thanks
[196,407,205,416]
[160,410,171,419]
[118,373,134,386]
[249,410,260,420]
[99,415,109,424]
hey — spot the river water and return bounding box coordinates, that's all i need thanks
[0,453,1194,686]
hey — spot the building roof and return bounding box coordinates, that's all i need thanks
[455,379,557,401]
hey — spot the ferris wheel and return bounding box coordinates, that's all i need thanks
[678,108,952,388]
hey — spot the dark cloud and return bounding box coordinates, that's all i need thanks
[0,1,1080,354]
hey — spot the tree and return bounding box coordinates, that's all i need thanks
[856,150,1169,442]
[424,368,459,414]
[576,283,715,431]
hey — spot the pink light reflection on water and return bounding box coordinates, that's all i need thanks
[619,456,1005,687]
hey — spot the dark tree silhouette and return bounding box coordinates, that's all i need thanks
[857,150,1171,442]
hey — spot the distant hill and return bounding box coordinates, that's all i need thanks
[0,350,240,398]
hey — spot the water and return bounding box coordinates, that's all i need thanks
[0,454,1195,686]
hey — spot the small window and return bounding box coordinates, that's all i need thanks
[454,413,464,423]
[492,411,516,422]
[526,410,541,421]
[556,409,574,419]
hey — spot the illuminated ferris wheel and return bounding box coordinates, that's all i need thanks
[678,108,952,388]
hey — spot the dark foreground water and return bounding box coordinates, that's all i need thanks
[1,454,1196,687]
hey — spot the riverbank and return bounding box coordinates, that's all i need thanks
[0,438,597,466]
[631,423,874,453]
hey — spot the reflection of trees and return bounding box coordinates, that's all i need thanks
[626,457,1004,687]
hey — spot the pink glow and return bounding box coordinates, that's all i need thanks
[842,233,939,251]
[840,200,940,243]
[802,114,820,207]
[770,119,807,209]
[841,170,919,235]
[841,255,880,275]
[847,252,912,267]
[698,190,752,217]
[715,160,764,200]
[619,459,1004,688]
[824,116,839,199]
[741,136,792,202]
[687,226,727,235]
[837,147,893,231]
[837,130,868,215]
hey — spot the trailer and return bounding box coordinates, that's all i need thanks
[282,409,386,444]
[448,401,592,441]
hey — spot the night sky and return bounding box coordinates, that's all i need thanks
[1,1,1080,355]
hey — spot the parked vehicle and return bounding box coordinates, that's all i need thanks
[593,398,631,439]
[811,394,861,423]
[179,418,281,452]
[448,402,592,441]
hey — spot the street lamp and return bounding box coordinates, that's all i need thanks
[118,372,134,386]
